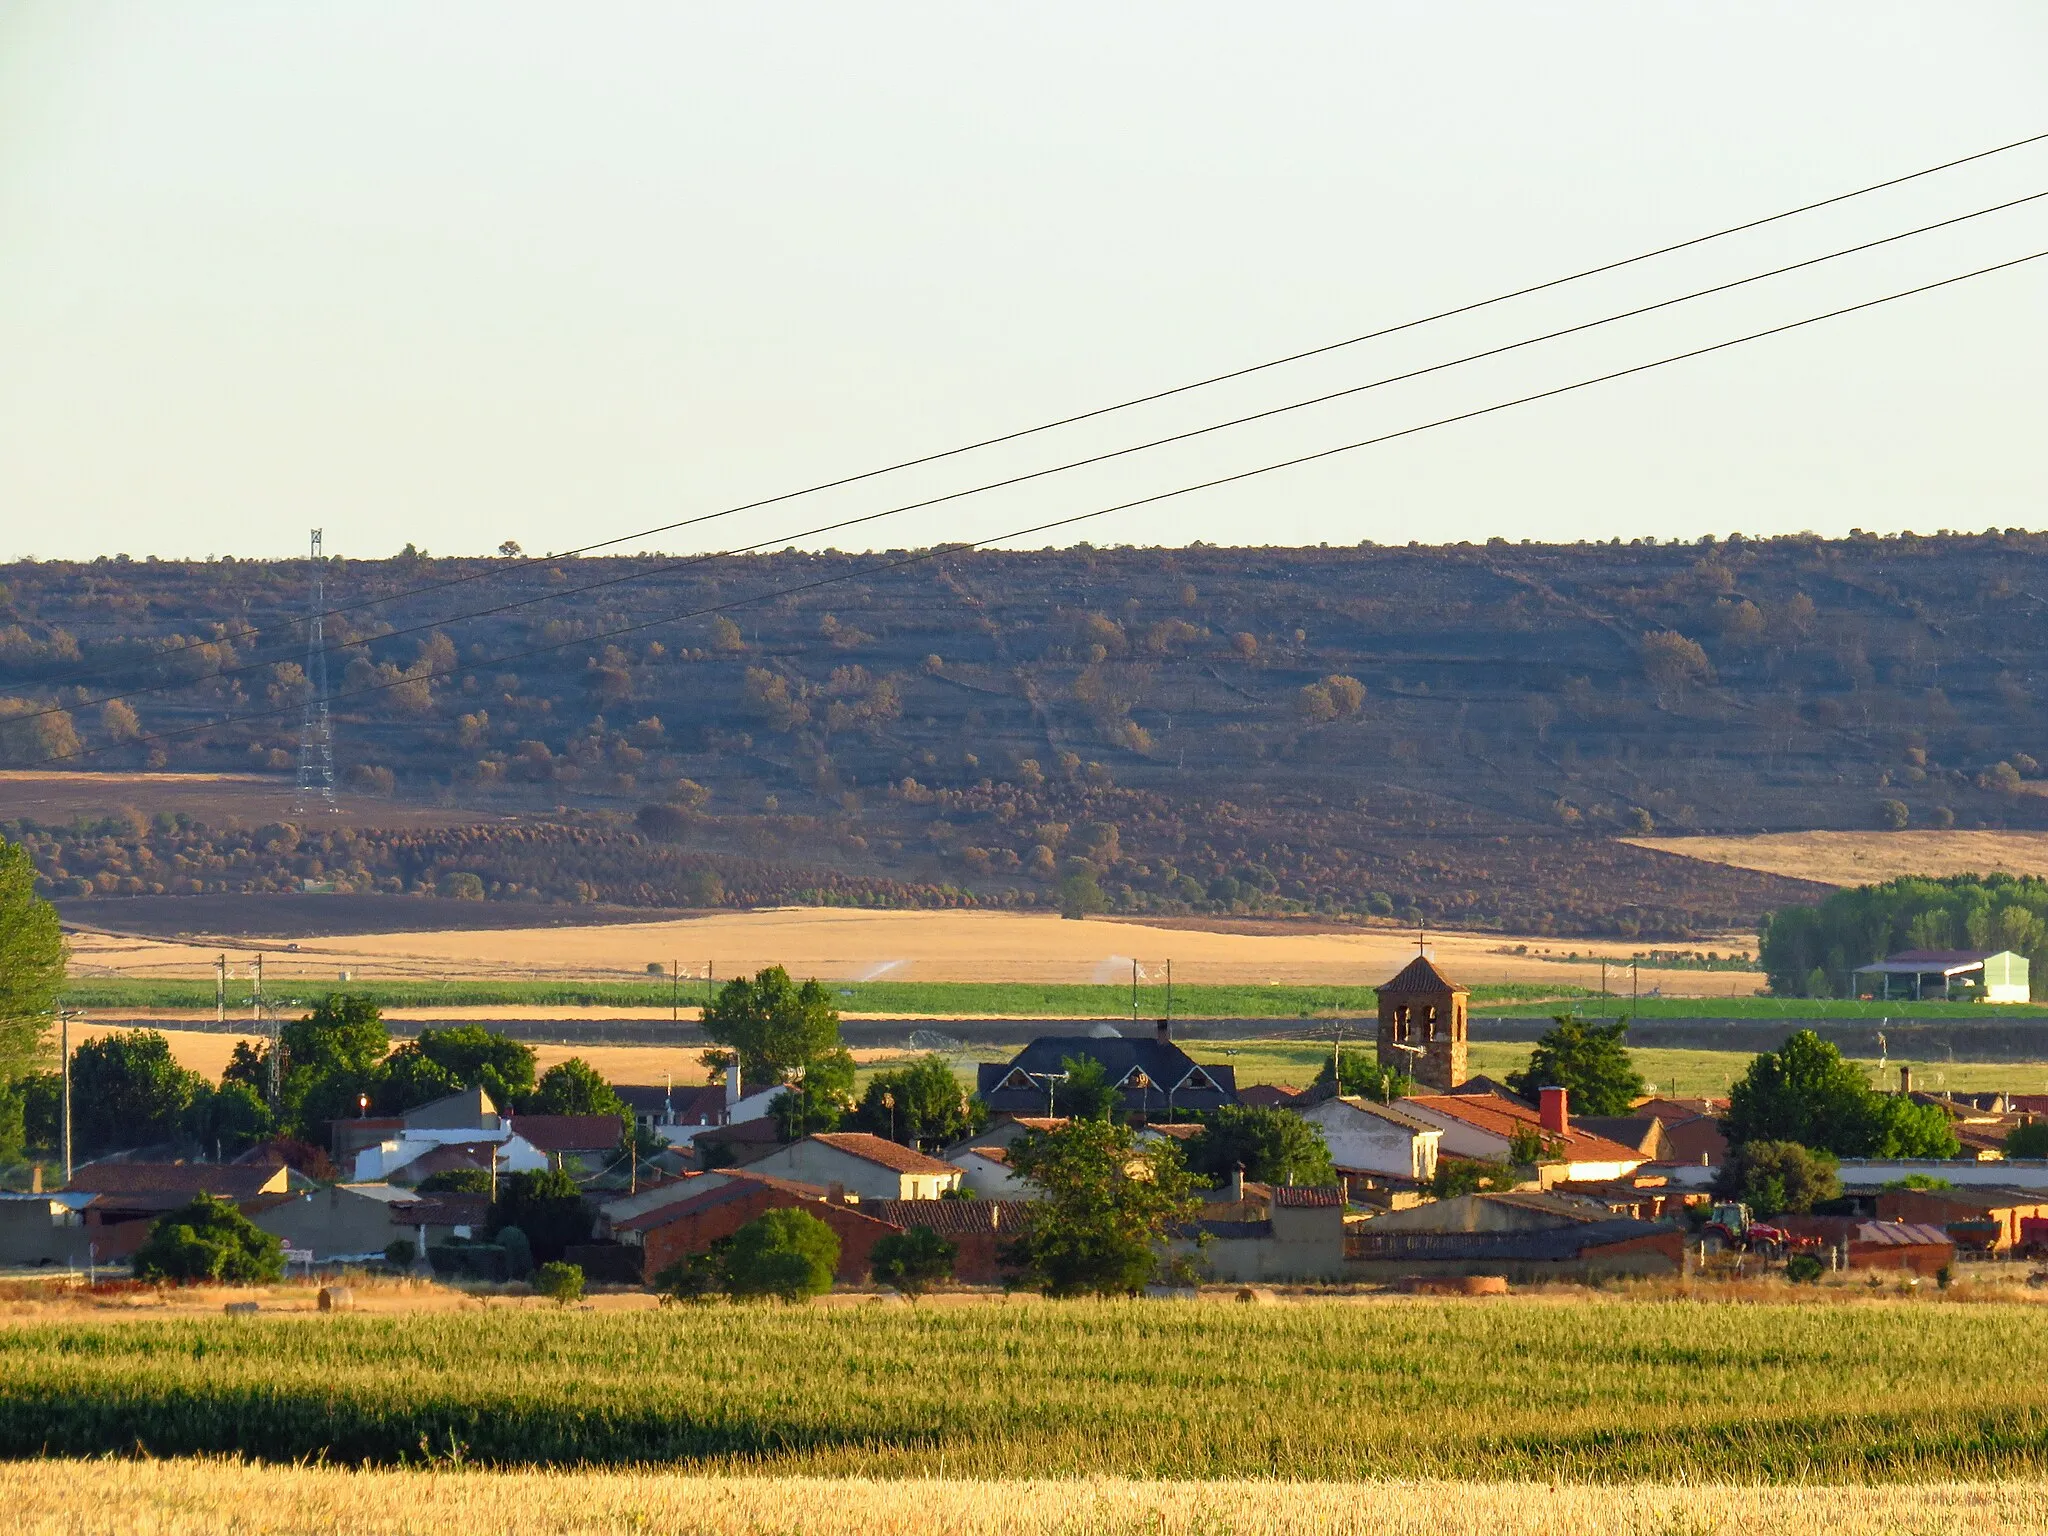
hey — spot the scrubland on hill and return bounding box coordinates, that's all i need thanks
[11,1464,2048,1536]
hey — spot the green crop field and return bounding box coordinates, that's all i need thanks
[58,976,1578,1018]
[1477,995,2048,1020]
[6,1300,2048,1478]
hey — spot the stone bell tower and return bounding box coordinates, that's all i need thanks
[1375,951,1469,1092]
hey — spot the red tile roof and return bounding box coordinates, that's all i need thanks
[862,1198,1032,1234]
[806,1132,960,1176]
[508,1114,624,1153]
[65,1164,286,1199]
[1406,1093,1647,1166]
[959,1145,1011,1166]
[614,1168,853,1232]
[1273,1186,1344,1208]
[1377,955,1467,995]
[1237,1084,1304,1108]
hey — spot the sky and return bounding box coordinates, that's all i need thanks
[1,3,2045,563]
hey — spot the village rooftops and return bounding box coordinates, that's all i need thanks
[64,1163,290,1200]
[506,1115,626,1154]
[1403,1092,1649,1170]
[978,1037,1236,1115]
[802,1132,960,1177]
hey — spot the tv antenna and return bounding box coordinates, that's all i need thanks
[293,528,338,814]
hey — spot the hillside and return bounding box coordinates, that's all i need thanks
[8,529,2042,937]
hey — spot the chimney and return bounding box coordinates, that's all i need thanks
[1899,1066,1913,1096]
[827,1181,846,1205]
[1227,1163,1244,1205]
[1538,1085,1570,1137]
[725,1061,743,1121]
[1156,1017,1171,1044]
[30,1164,42,1194]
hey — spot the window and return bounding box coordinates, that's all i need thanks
[1391,1005,1411,1044]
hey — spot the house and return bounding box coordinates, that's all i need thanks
[1573,1116,1669,1161]
[616,1082,729,1140]
[609,1169,903,1284]
[387,1192,489,1256]
[977,1025,1236,1119]
[355,1131,550,1185]
[0,1191,95,1269]
[1853,948,2031,1003]
[1293,1095,1441,1184]
[1399,1088,1647,1182]
[740,1132,963,1201]
[63,1162,294,1261]
[506,1114,625,1179]
[1363,1190,1619,1234]
[253,1182,419,1261]
[949,1143,1036,1199]
[1634,1097,1730,1167]
[1176,1186,1347,1283]
[1374,953,1469,1092]
[1875,1185,2048,1253]
[331,1085,503,1167]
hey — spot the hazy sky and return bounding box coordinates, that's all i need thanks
[2,3,2045,562]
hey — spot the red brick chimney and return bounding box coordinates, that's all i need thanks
[1538,1086,1570,1137]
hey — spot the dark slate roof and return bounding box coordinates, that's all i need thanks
[977,1037,1236,1112]
[1376,955,1467,996]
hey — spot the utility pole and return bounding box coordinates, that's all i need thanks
[1631,958,1639,1011]
[671,959,679,1023]
[215,954,227,1024]
[58,1008,83,1185]
[1131,959,1140,1030]
[1165,959,1173,1033]
[293,528,338,815]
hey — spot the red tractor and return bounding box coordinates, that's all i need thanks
[1701,1202,1792,1258]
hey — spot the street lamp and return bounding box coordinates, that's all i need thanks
[357,1093,369,1119]
[1130,1070,1152,1123]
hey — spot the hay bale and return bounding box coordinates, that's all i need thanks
[1399,1275,1509,1297]
[223,1301,261,1316]
[317,1286,354,1312]
[1235,1286,1278,1304]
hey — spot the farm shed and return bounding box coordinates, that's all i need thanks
[1875,1186,2048,1254]
[1853,949,2030,1003]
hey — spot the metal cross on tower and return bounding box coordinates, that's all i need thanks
[293,528,338,813]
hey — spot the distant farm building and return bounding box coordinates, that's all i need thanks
[1852,949,2030,1003]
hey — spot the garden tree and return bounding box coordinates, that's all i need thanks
[279,994,389,1135]
[1504,1016,1646,1116]
[185,1080,274,1158]
[702,966,846,1089]
[1058,868,1107,919]
[771,1080,848,1139]
[69,1030,207,1155]
[1758,873,2048,998]
[415,1167,493,1195]
[527,1057,629,1120]
[221,1040,269,1098]
[1723,1031,1958,1158]
[377,1025,536,1114]
[852,1054,981,1147]
[1712,1139,1841,1218]
[533,1260,584,1306]
[496,1225,535,1277]
[1184,1106,1335,1188]
[1430,1154,1519,1200]
[870,1224,957,1297]
[1005,1117,1201,1297]
[131,1193,286,1284]
[722,1207,840,1301]
[1504,1125,1563,1166]
[1052,1055,1120,1121]
[488,1168,590,1265]
[0,836,65,1086]
[2004,1121,2048,1159]
[1311,1048,1412,1103]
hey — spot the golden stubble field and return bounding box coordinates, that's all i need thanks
[1627,829,2048,888]
[12,1464,2046,1536]
[65,906,1754,993]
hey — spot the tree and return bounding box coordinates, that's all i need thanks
[1723,1030,1957,1158]
[185,1080,274,1158]
[1758,873,2048,999]
[533,1260,584,1305]
[2004,1121,2048,1159]
[1005,1118,1201,1297]
[1052,1055,1120,1121]
[870,1225,957,1297]
[1311,1048,1410,1103]
[527,1057,628,1120]
[1712,1140,1840,1218]
[723,1207,839,1301]
[1430,1154,1519,1199]
[131,1193,286,1284]
[702,966,845,1090]
[415,1167,493,1195]
[69,1029,206,1155]
[771,1081,848,1139]
[1640,629,1712,703]
[0,836,65,1087]
[487,1168,590,1264]
[1184,1106,1335,1187]
[852,1055,979,1147]
[279,994,389,1136]
[1505,1016,1646,1116]
[1058,869,1107,920]
[378,1025,535,1114]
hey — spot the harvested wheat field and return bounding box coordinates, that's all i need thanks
[9,1466,2048,1536]
[62,908,1750,993]
[1628,830,2048,888]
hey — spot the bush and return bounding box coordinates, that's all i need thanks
[131,1194,286,1285]
[1784,1252,1825,1285]
[383,1238,416,1267]
[534,1261,584,1306]
[427,1241,512,1282]
[1713,1140,1841,1218]
[489,1169,590,1264]
[723,1208,839,1302]
[870,1225,957,1297]
[2005,1121,2048,1159]
[497,1225,535,1278]
[653,1244,729,1302]
[414,1168,493,1195]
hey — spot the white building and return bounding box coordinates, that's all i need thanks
[1294,1095,1442,1183]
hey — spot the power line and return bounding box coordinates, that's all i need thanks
[12,125,2044,700]
[29,244,2046,772]
[16,186,2047,729]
